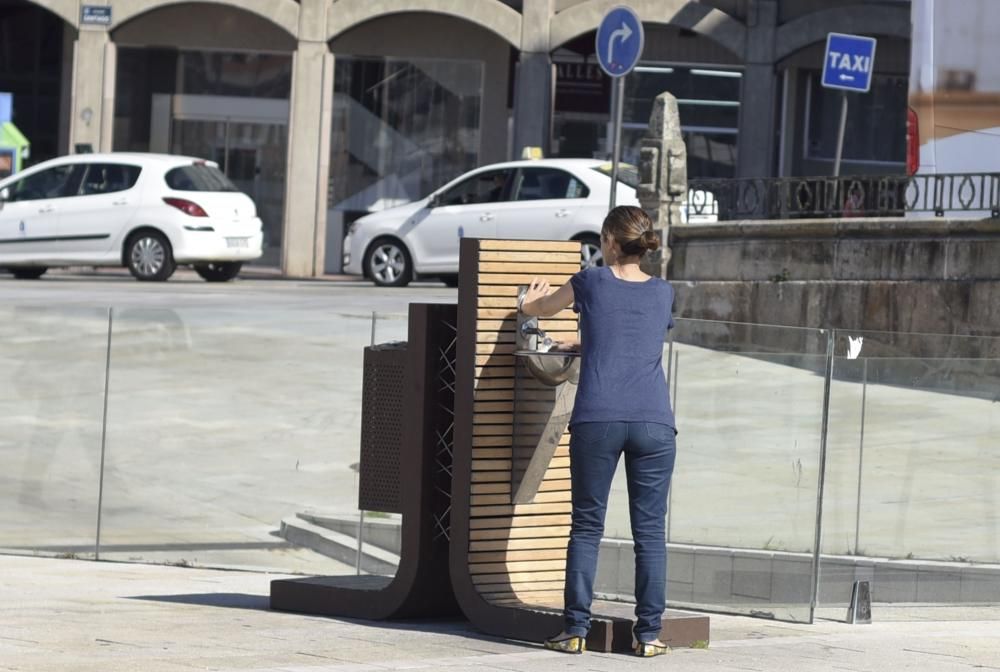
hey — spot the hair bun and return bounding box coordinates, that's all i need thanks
[640,229,661,252]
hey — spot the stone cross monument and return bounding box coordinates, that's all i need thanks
[637,92,687,278]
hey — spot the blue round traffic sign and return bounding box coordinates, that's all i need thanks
[596,6,644,77]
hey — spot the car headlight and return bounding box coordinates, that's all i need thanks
[347,220,361,236]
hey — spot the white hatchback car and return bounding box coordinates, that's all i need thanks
[0,153,263,282]
[342,158,713,287]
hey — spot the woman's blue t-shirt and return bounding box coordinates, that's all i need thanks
[569,266,676,430]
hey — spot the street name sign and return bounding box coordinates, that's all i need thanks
[81,5,113,26]
[596,6,644,77]
[822,32,877,92]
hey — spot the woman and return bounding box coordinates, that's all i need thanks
[520,206,677,658]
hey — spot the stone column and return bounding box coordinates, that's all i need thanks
[511,0,555,157]
[637,92,687,278]
[281,0,334,277]
[69,28,115,153]
[736,0,778,179]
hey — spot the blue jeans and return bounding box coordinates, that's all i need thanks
[563,421,676,643]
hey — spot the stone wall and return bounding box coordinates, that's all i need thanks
[668,218,1000,336]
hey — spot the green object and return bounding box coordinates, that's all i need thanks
[0,121,30,175]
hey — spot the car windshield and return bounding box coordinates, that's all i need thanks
[165,164,239,192]
[592,163,640,189]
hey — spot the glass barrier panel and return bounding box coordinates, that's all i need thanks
[819,329,1000,620]
[98,307,375,575]
[601,318,831,623]
[0,306,110,560]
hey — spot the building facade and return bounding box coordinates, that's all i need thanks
[0,0,910,276]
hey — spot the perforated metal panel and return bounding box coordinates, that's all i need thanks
[358,342,407,513]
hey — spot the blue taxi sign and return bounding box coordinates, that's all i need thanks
[822,32,877,92]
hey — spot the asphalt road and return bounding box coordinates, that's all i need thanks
[0,267,456,313]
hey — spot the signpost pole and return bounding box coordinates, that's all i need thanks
[832,91,849,177]
[609,76,625,211]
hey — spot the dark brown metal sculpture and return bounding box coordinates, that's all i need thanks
[270,303,459,620]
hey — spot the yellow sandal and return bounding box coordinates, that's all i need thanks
[544,634,586,654]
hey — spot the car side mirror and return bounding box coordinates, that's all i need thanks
[428,193,442,209]
[0,187,8,210]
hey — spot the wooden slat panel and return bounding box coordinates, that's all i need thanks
[475,355,514,366]
[474,379,515,392]
[472,435,513,447]
[474,389,516,402]
[471,471,512,483]
[472,459,512,471]
[513,456,570,470]
[469,548,567,563]
[476,332,516,344]
[471,494,511,506]
[472,413,514,425]
[471,448,511,459]
[469,559,566,574]
[479,240,580,252]
[470,526,570,540]
[479,251,580,263]
[472,425,511,436]
[480,262,579,274]
[477,308,575,320]
[471,482,511,495]
[474,401,513,413]
[538,468,570,480]
[537,479,572,492]
[475,342,516,356]
[475,367,516,379]
[476,319,575,331]
[478,273,573,286]
[470,538,569,552]
[470,502,571,518]
[490,593,563,605]
[471,570,565,585]
[469,514,571,530]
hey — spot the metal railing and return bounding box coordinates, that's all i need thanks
[687,172,1000,220]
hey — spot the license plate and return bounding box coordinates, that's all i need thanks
[226,237,249,249]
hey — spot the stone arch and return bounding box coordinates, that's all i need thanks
[18,0,76,26]
[109,0,299,38]
[774,4,909,61]
[550,0,746,58]
[327,0,522,47]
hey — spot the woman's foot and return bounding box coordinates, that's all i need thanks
[633,638,670,657]
[544,631,586,654]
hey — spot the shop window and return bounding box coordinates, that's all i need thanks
[328,56,484,218]
[804,72,907,166]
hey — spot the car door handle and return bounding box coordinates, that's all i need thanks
[480,213,494,222]
[555,209,571,218]
[38,205,55,214]
[113,199,128,206]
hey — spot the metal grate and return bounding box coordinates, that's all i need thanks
[431,316,457,542]
[358,342,407,514]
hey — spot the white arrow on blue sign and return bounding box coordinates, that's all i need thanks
[596,6,644,78]
[822,32,877,93]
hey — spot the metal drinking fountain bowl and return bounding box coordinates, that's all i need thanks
[513,318,580,386]
[513,349,580,386]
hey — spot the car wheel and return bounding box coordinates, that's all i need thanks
[10,267,47,280]
[194,262,243,282]
[365,238,412,287]
[578,235,603,269]
[126,231,176,282]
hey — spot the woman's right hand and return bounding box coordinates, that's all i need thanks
[521,277,551,311]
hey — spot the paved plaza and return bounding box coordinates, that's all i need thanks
[3,555,1000,672]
